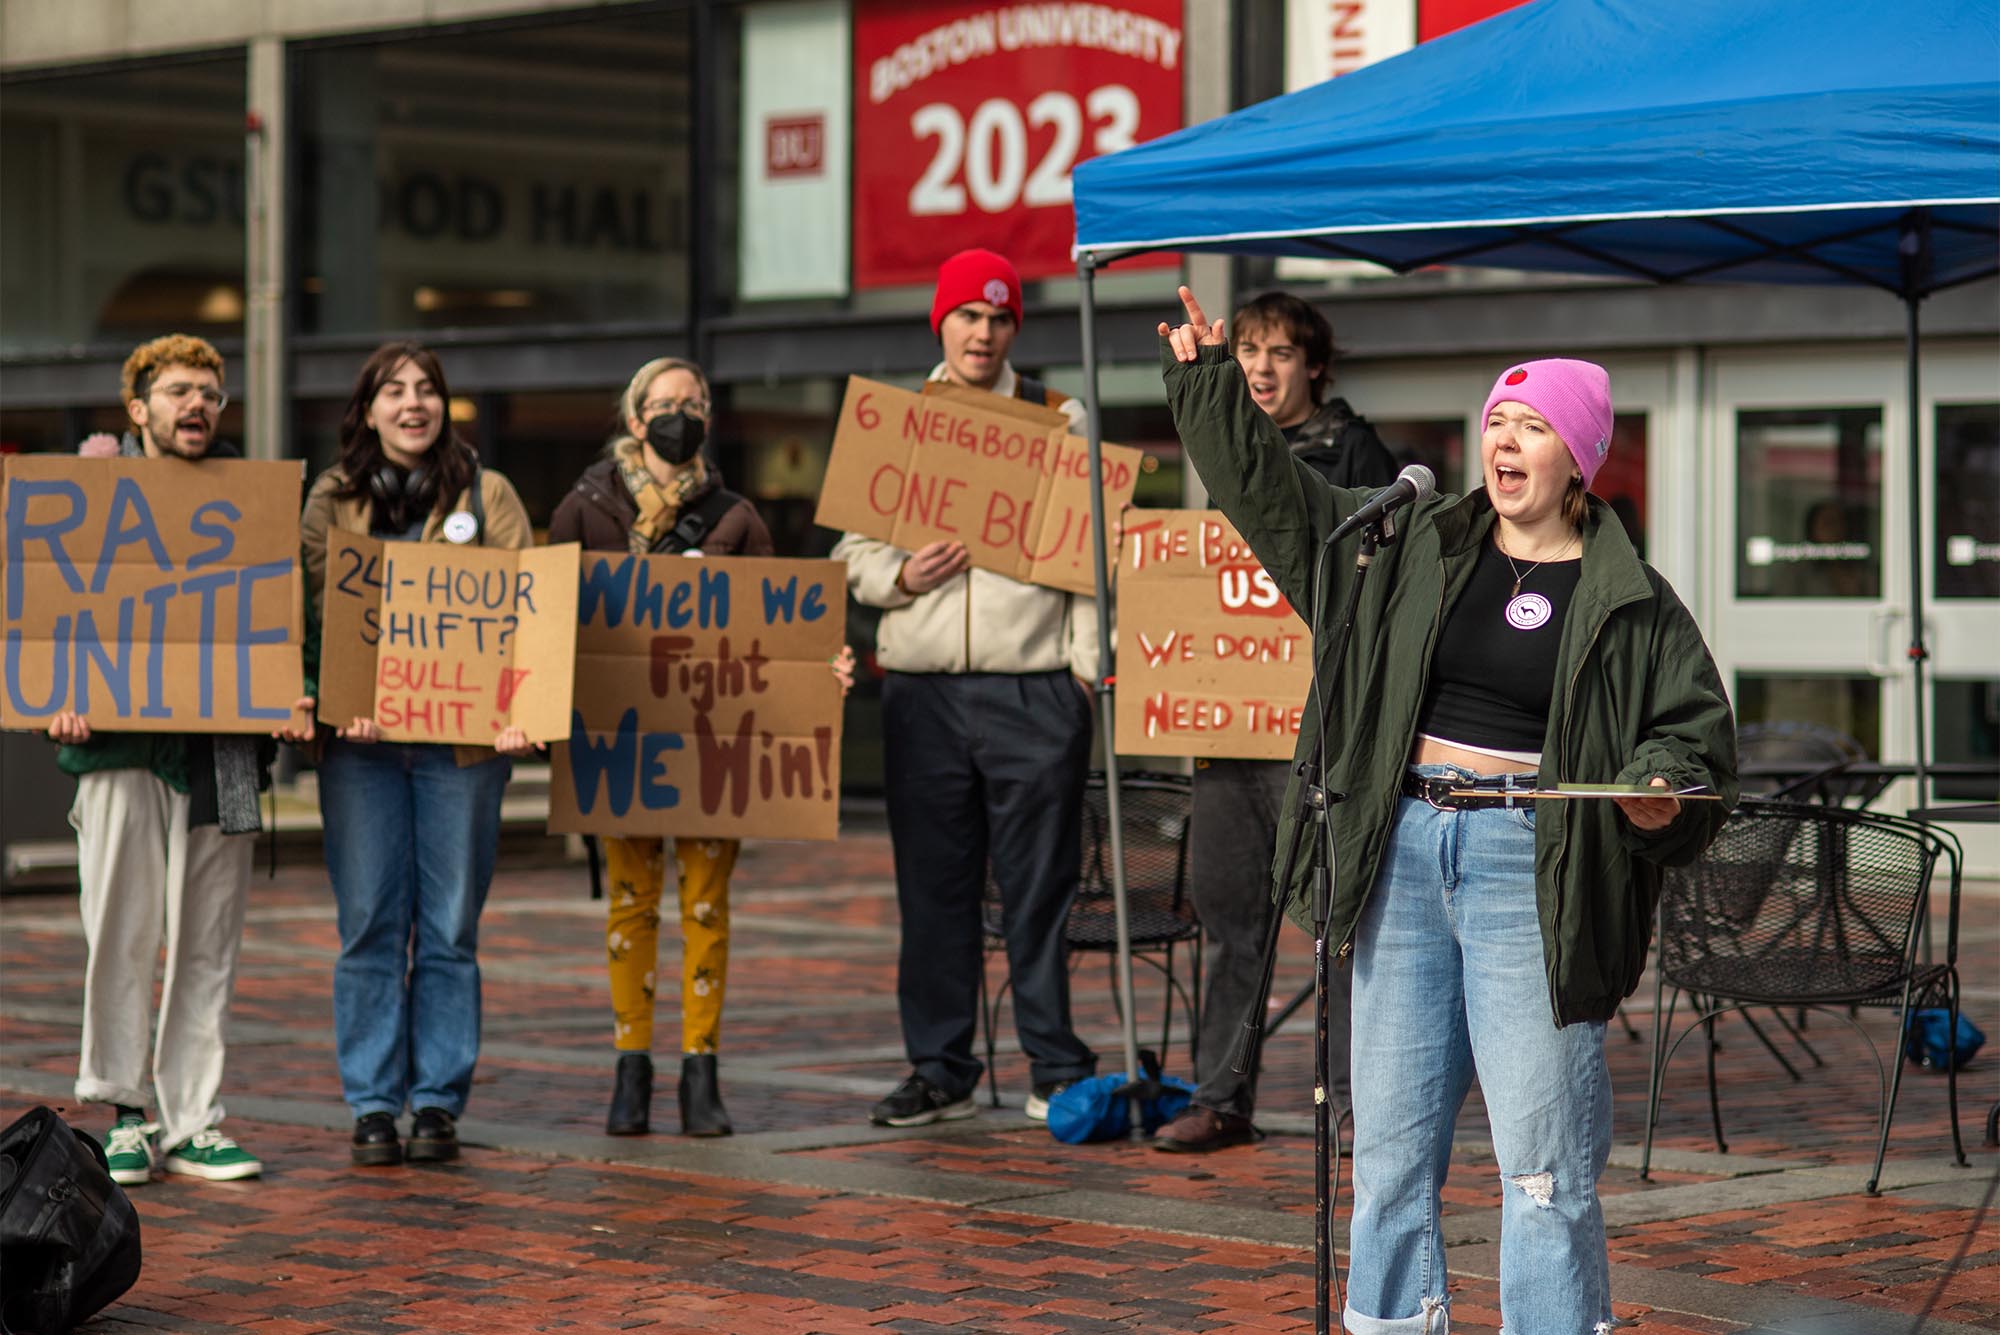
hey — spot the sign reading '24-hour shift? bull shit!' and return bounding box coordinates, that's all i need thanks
[0,455,304,733]
[547,554,847,842]
[316,531,579,744]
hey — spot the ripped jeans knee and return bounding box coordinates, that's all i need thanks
[1506,1170,1555,1208]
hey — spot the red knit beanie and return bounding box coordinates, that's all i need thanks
[930,249,1023,335]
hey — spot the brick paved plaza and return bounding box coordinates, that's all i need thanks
[3,812,1994,1333]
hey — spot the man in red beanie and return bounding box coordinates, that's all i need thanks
[833,249,1099,1128]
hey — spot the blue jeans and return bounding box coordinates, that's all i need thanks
[1345,766,1612,1335]
[319,740,510,1119]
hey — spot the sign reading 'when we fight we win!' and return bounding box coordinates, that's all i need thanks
[0,456,305,733]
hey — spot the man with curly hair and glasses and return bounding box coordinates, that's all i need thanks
[49,333,270,1187]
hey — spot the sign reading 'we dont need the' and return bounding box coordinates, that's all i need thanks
[1,455,304,733]
[1114,509,1314,761]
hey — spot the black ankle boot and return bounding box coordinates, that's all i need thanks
[606,1053,653,1136]
[678,1054,732,1137]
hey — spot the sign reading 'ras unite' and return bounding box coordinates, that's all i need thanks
[548,554,847,842]
[1,455,304,733]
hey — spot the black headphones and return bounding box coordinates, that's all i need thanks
[367,461,440,521]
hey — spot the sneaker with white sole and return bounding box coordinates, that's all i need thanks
[869,1073,977,1128]
[162,1128,262,1181]
[102,1114,157,1186]
[1023,1080,1077,1122]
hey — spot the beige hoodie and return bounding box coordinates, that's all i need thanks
[832,363,1102,681]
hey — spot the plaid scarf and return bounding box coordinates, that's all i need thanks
[612,437,711,555]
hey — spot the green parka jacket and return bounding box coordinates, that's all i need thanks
[1163,343,1738,1027]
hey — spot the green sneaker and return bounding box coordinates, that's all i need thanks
[102,1114,157,1186]
[162,1128,262,1181]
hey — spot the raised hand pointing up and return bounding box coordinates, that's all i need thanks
[1158,285,1228,362]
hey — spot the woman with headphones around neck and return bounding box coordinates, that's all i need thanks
[549,356,853,1137]
[285,341,537,1168]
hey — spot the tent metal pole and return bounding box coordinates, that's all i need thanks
[1900,218,1931,803]
[1078,250,1144,1099]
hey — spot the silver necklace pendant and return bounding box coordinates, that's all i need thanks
[1497,530,1569,630]
[1505,590,1554,630]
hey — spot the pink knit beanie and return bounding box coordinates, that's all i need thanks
[1482,359,1614,488]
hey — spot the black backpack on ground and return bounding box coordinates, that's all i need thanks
[0,1106,143,1334]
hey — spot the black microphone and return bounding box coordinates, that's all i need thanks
[1326,464,1436,543]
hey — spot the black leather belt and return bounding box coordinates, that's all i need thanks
[1402,770,1539,810]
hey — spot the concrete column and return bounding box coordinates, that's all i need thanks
[245,34,286,460]
[1179,0,1236,508]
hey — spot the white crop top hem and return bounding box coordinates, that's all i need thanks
[1417,734,1543,768]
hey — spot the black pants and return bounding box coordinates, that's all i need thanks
[1188,757,1353,1118]
[882,671,1097,1098]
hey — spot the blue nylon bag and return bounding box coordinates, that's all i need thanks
[1903,1008,1985,1072]
[1046,1066,1196,1144]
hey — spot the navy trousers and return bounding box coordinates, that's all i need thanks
[882,671,1097,1097]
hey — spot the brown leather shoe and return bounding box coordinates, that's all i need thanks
[1153,1105,1260,1153]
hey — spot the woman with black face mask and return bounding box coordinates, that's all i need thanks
[549,357,852,1138]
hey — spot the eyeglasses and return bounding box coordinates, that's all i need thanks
[152,381,228,411]
[641,396,708,421]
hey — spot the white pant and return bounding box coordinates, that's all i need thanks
[71,768,253,1151]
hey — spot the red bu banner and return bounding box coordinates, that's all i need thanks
[853,1,1183,288]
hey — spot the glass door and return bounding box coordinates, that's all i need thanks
[1709,343,2000,866]
[1710,351,1903,764]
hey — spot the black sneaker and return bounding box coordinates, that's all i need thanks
[869,1074,977,1128]
[351,1112,401,1167]
[1024,1080,1077,1122]
[407,1107,459,1163]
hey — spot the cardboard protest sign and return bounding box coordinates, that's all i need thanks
[547,554,846,841]
[813,376,1141,595]
[1,455,304,733]
[1114,510,1314,760]
[317,531,579,744]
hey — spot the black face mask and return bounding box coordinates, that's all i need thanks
[646,411,706,465]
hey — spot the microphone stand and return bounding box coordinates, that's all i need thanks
[1228,509,1401,1335]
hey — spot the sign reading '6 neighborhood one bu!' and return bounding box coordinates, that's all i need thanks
[548,554,847,842]
[1,455,304,732]
[815,377,1140,595]
[317,531,580,744]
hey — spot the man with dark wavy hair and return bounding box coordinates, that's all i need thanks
[1155,292,1396,1152]
[49,333,268,1186]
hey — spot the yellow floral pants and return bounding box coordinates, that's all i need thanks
[602,836,736,1055]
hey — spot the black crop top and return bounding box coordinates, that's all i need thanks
[1415,535,1582,754]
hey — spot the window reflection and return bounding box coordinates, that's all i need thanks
[1935,678,1999,801]
[1735,673,1881,760]
[1936,402,1999,600]
[1,56,247,354]
[1736,408,1882,599]
[294,15,691,335]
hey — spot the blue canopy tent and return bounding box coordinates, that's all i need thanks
[1058,0,1998,1215]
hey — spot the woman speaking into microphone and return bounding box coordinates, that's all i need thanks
[1160,288,1735,1333]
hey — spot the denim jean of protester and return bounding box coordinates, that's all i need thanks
[1344,765,1612,1335]
[319,739,511,1120]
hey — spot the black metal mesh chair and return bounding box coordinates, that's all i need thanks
[979,770,1201,1108]
[1640,799,1968,1194]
